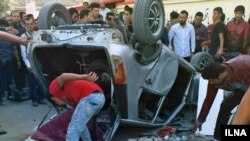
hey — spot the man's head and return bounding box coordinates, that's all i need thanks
[106,12,115,26]
[100,0,106,9]
[20,12,26,23]
[124,6,133,25]
[234,5,245,22]
[170,11,179,21]
[213,7,223,23]
[24,17,34,33]
[179,10,188,26]
[11,11,21,24]
[83,1,89,10]
[193,12,203,26]
[79,9,91,23]
[68,8,79,23]
[90,2,100,21]
[201,62,229,85]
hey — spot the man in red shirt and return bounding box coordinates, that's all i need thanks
[49,72,105,141]
[225,5,249,59]
[194,55,250,140]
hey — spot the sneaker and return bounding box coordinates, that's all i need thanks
[38,99,47,105]
[0,130,7,135]
[32,101,39,107]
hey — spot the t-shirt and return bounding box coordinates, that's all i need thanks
[209,22,226,56]
[49,78,104,106]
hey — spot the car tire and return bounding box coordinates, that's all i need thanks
[132,0,165,44]
[38,3,72,30]
[88,60,111,109]
[87,60,111,92]
[191,52,214,72]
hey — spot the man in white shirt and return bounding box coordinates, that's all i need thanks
[20,18,45,106]
[99,1,111,20]
[168,10,196,62]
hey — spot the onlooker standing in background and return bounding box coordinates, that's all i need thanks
[75,9,92,24]
[82,1,89,10]
[192,12,208,53]
[90,2,105,24]
[99,0,111,22]
[0,19,14,105]
[202,7,226,60]
[20,18,46,106]
[68,8,79,24]
[168,11,179,29]
[11,10,27,101]
[168,10,196,62]
[225,5,249,59]
[19,11,26,26]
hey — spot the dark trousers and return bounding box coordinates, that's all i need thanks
[0,60,13,100]
[214,90,244,140]
[13,58,27,92]
[183,56,191,62]
[27,72,44,102]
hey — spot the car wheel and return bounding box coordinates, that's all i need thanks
[132,0,165,44]
[191,52,214,72]
[87,60,111,93]
[38,3,72,30]
[88,60,111,109]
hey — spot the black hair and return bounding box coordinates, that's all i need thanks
[195,11,203,17]
[124,6,133,14]
[201,62,226,79]
[234,5,245,14]
[221,13,225,22]
[83,1,89,5]
[106,12,115,20]
[170,11,179,19]
[124,5,130,10]
[79,9,90,19]
[90,2,100,9]
[180,10,188,17]
[213,7,223,14]
[27,14,34,20]
[68,8,79,16]
[19,11,26,18]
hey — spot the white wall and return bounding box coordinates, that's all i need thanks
[163,0,250,26]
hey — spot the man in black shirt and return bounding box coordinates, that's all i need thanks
[202,7,226,59]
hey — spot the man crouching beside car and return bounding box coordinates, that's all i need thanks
[49,72,105,141]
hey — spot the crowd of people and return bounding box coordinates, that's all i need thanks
[0,1,250,140]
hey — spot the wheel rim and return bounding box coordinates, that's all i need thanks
[199,57,211,70]
[148,1,164,36]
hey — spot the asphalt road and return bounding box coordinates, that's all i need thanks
[0,98,212,141]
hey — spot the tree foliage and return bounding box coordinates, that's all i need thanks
[0,0,17,14]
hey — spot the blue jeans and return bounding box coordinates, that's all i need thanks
[66,92,105,141]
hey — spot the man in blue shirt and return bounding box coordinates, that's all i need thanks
[0,19,14,105]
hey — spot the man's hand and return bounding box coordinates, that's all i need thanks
[21,37,29,46]
[193,121,203,132]
[82,72,99,82]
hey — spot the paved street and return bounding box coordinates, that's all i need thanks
[0,98,212,141]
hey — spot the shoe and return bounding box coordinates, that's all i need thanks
[38,99,47,105]
[0,130,7,135]
[32,101,39,107]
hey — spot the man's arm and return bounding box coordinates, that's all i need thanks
[217,32,224,54]
[241,24,249,54]
[57,72,99,89]
[0,31,28,45]
[195,83,219,131]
